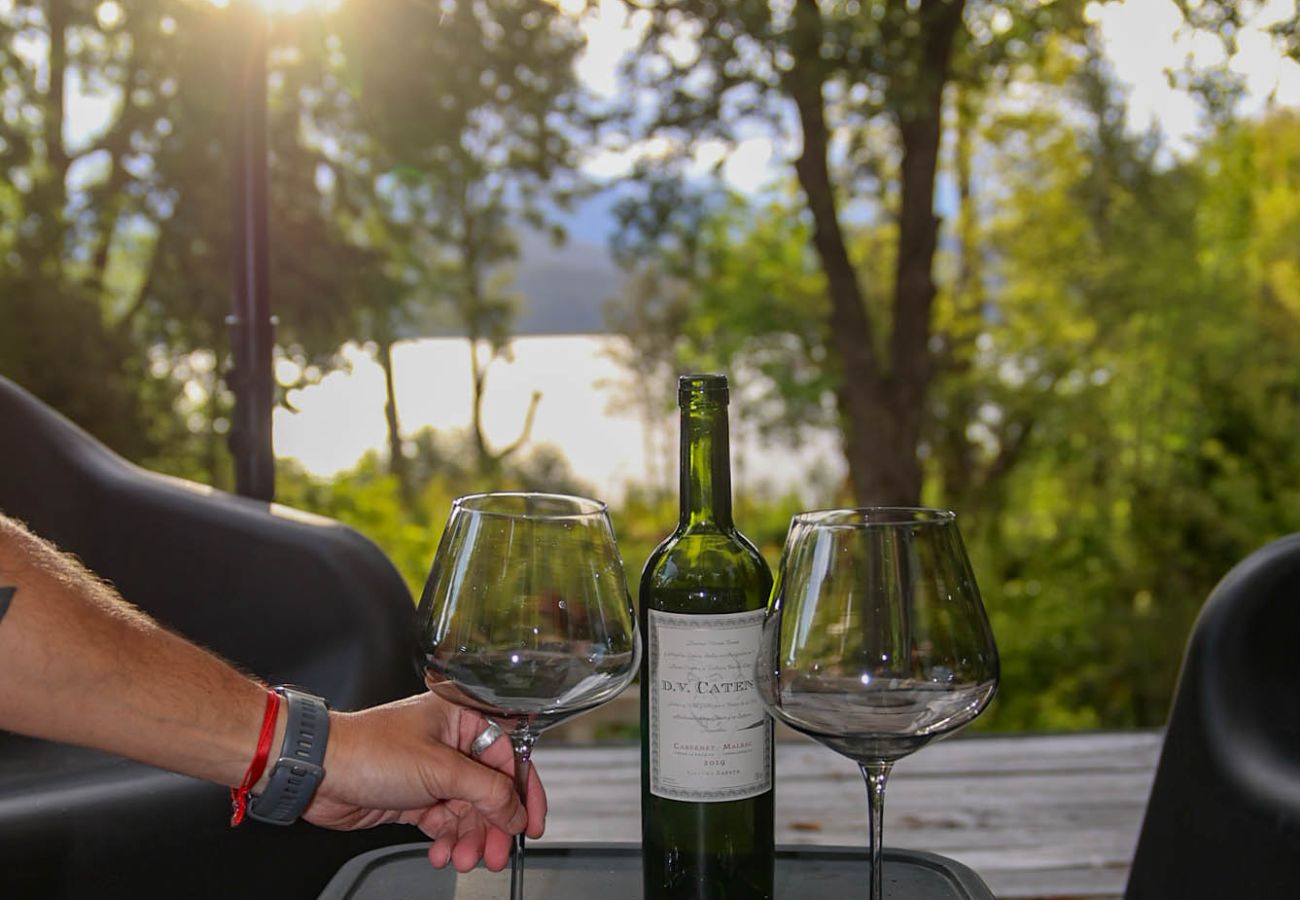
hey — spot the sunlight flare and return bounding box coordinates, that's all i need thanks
[210,0,342,14]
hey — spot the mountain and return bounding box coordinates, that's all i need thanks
[511,224,625,335]
[405,189,631,338]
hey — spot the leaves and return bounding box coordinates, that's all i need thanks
[4,0,1300,736]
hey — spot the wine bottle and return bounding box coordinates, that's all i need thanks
[640,373,775,900]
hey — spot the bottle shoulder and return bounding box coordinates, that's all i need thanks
[640,525,773,596]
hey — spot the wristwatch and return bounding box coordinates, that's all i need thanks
[248,686,330,825]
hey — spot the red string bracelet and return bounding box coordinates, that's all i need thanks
[230,688,281,827]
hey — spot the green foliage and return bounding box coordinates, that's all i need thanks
[0,0,389,487]
[0,0,582,492]
[605,31,1300,734]
[276,454,443,596]
[278,426,597,594]
[336,0,586,481]
[611,0,1099,505]
[953,78,1300,732]
[6,0,1300,740]
[0,273,151,458]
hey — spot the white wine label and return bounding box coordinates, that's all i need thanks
[648,608,772,801]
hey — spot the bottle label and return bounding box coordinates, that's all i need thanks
[648,608,772,802]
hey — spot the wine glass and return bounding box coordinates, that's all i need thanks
[755,507,999,900]
[415,492,641,900]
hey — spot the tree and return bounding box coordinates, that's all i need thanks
[602,262,691,494]
[960,53,1300,730]
[0,0,173,459]
[0,1,387,487]
[335,0,587,484]
[613,0,1089,505]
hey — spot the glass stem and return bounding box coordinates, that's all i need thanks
[861,760,893,900]
[509,733,537,900]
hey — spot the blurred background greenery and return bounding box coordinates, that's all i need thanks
[2,0,1299,736]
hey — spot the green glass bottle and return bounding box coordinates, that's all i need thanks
[640,373,775,900]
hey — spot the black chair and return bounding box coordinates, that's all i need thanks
[0,376,425,899]
[1126,532,1300,898]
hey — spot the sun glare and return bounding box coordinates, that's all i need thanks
[256,0,341,12]
[262,0,341,12]
[208,0,341,14]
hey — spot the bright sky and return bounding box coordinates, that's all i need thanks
[571,0,1300,190]
[572,0,784,193]
[273,337,846,501]
[1090,0,1300,155]
[60,0,1300,185]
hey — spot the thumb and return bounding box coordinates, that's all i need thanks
[432,746,527,834]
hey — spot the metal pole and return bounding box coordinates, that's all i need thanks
[227,0,276,501]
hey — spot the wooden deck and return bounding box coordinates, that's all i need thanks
[533,731,1162,899]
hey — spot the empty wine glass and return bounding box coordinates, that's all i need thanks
[755,508,999,900]
[416,492,641,900]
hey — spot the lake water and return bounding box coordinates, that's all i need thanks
[273,335,844,502]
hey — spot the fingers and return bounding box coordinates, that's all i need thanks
[465,734,544,838]
[435,745,528,835]
[415,742,540,872]
[420,801,510,873]
[477,738,545,838]
[419,801,473,870]
[426,834,454,869]
[326,696,546,873]
[453,711,542,838]
[473,728,514,772]
[481,825,514,871]
[524,762,547,839]
[450,813,488,873]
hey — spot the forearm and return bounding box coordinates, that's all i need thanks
[0,514,281,787]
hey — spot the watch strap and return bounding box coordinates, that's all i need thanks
[248,686,329,825]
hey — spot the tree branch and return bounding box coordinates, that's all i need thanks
[787,0,882,394]
[113,245,160,336]
[492,390,543,462]
[44,0,69,181]
[87,46,143,293]
[889,0,966,411]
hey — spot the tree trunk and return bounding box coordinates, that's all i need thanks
[44,0,69,181]
[468,335,492,472]
[787,0,964,506]
[456,198,539,476]
[457,200,496,476]
[377,334,413,507]
[38,0,71,263]
[936,84,981,509]
[885,0,966,506]
[87,48,141,295]
[788,0,885,503]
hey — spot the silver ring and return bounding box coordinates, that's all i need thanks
[470,721,504,758]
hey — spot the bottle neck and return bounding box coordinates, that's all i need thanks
[678,400,733,530]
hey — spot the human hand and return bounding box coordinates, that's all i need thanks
[303,693,546,871]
